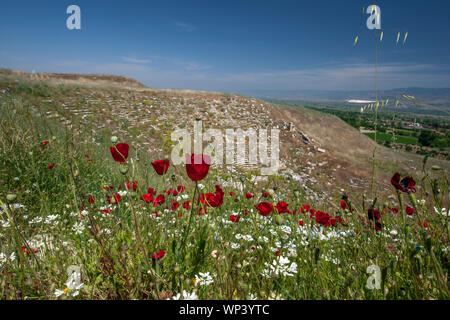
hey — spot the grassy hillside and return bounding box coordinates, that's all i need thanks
[0,73,448,300]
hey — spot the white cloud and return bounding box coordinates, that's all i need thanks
[184,63,212,71]
[121,57,150,64]
[174,21,197,32]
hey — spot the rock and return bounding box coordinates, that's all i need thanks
[297,130,310,144]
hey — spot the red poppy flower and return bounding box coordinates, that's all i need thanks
[205,185,224,208]
[110,143,129,163]
[301,204,310,214]
[107,193,121,204]
[199,193,207,205]
[406,206,415,216]
[388,207,399,214]
[147,187,156,196]
[244,210,249,215]
[48,163,54,170]
[255,202,273,216]
[330,216,343,226]
[230,215,240,222]
[166,189,178,196]
[183,201,191,210]
[262,191,269,198]
[88,196,95,204]
[152,249,166,261]
[391,173,416,193]
[42,141,48,146]
[125,181,138,191]
[375,221,382,232]
[151,159,170,175]
[171,202,180,211]
[368,208,381,221]
[299,220,304,227]
[315,211,331,227]
[245,193,254,199]
[84,154,89,158]
[185,154,210,182]
[141,193,153,203]
[177,185,186,193]
[423,221,429,228]
[340,201,347,210]
[153,194,165,207]
[275,201,289,214]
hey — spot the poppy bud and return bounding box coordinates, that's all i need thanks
[293,190,300,198]
[119,164,128,174]
[408,193,418,209]
[110,136,119,143]
[431,165,441,171]
[413,255,423,273]
[275,215,283,225]
[6,192,17,202]
[239,176,246,183]
[314,247,320,263]
[425,235,432,252]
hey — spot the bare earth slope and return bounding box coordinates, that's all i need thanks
[1,69,447,202]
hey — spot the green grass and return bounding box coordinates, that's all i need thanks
[364,132,419,145]
[0,78,449,300]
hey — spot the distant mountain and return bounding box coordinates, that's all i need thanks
[0,68,148,89]
[245,88,450,113]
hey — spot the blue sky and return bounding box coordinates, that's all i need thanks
[1,0,449,93]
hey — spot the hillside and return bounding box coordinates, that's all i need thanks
[0,69,147,89]
[0,69,447,203]
[1,69,449,300]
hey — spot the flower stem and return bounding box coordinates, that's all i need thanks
[180,181,198,259]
